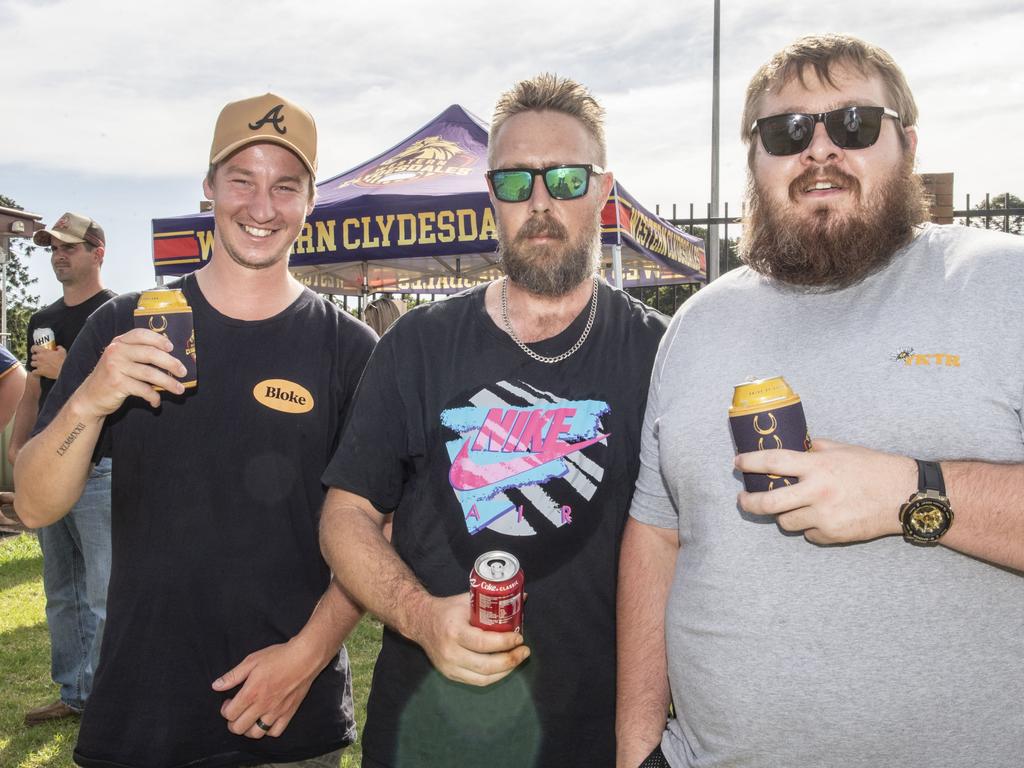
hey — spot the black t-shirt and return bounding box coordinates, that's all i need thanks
[27,288,117,408]
[36,275,377,768]
[322,281,667,768]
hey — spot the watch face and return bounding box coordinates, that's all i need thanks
[905,499,952,542]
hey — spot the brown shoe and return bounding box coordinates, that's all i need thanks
[24,700,81,727]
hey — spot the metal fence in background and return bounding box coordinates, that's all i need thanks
[955,193,1023,233]
[636,193,1023,315]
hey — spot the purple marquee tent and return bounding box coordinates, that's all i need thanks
[152,105,705,294]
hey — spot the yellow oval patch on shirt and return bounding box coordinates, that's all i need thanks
[253,379,315,414]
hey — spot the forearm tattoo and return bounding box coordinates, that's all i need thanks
[56,423,88,457]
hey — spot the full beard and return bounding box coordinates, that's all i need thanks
[740,158,928,290]
[499,212,599,297]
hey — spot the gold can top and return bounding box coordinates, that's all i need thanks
[134,289,190,314]
[729,376,800,416]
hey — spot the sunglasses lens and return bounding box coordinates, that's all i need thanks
[824,107,883,150]
[758,114,815,156]
[491,171,534,202]
[544,166,590,199]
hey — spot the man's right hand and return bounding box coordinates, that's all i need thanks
[414,592,530,687]
[320,491,530,688]
[73,328,186,418]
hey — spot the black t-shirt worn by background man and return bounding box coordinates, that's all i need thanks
[27,288,117,409]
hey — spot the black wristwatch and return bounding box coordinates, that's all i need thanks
[899,459,954,544]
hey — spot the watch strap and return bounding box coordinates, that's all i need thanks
[916,459,946,495]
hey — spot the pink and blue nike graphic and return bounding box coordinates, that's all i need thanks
[442,380,610,536]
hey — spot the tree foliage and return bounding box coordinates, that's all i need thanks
[683,224,743,275]
[0,194,41,361]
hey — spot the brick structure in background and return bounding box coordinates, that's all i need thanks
[921,172,954,224]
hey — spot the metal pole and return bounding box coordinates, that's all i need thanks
[708,0,721,282]
[611,180,624,289]
[611,245,623,289]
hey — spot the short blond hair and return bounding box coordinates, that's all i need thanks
[742,35,917,159]
[489,73,607,166]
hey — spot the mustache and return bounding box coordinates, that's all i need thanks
[514,214,569,243]
[788,167,861,201]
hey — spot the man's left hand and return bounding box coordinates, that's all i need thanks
[212,637,324,739]
[30,345,66,380]
[735,438,915,544]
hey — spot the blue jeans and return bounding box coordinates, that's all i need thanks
[37,457,112,710]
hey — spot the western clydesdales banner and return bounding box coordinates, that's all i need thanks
[152,104,705,294]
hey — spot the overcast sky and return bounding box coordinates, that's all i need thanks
[2,0,1021,305]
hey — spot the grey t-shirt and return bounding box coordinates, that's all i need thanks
[629,224,1024,767]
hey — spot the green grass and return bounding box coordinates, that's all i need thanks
[0,533,381,768]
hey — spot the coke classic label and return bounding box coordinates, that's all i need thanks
[470,551,524,633]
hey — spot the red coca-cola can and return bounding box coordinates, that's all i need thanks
[470,551,524,633]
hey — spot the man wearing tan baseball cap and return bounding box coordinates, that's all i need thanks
[14,93,375,767]
[11,211,116,727]
[209,92,317,181]
[32,211,107,249]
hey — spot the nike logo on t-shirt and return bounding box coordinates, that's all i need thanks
[449,432,608,491]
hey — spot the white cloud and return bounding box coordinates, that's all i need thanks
[2,0,1022,302]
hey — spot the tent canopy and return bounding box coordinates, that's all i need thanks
[152,105,705,294]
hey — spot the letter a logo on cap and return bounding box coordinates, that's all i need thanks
[249,104,287,135]
[210,93,317,177]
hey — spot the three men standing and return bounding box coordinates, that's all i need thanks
[10,212,116,726]
[618,34,1024,768]
[320,75,667,767]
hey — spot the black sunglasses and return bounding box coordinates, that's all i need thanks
[486,164,604,203]
[751,106,901,156]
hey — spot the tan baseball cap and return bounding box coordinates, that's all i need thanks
[33,212,105,248]
[209,92,317,178]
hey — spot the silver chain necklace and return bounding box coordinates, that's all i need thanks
[500,275,599,364]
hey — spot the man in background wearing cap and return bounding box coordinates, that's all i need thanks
[15,94,376,767]
[8,212,116,726]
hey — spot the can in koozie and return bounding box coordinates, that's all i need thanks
[32,327,57,351]
[133,289,197,391]
[470,551,524,633]
[729,376,811,492]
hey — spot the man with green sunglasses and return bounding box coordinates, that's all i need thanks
[321,73,668,767]
[619,33,1024,768]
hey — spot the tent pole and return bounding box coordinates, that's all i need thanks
[612,245,623,290]
[611,180,624,289]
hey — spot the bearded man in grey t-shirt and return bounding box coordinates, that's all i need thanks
[617,34,1024,768]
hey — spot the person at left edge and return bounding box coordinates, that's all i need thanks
[14,92,377,768]
[0,344,26,528]
[0,343,25,428]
